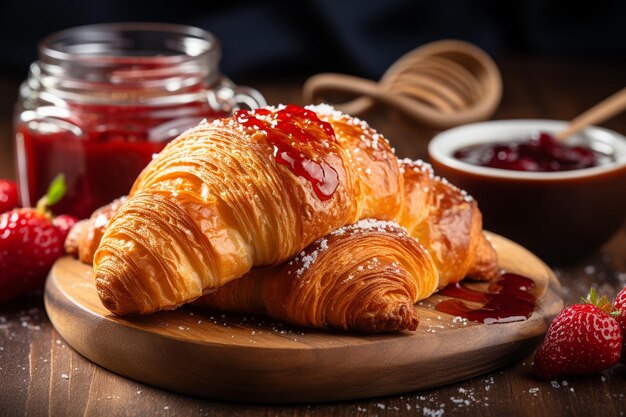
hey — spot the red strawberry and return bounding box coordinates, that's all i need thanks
[53,214,79,239]
[0,209,65,302]
[614,287,626,364]
[0,175,74,303]
[0,179,19,213]
[532,288,622,379]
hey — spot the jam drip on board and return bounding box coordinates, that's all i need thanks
[453,132,610,172]
[234,104,340,201]
[435,273,536,324]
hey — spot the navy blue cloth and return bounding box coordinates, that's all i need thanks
[0,0,624,79]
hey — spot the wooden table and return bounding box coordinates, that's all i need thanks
[1,56,626,417]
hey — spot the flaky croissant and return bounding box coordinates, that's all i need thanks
[194,161,497,328]
[71,159,495,289]
[94,105,405,314]
[65,197,127,264]
[90,104,497,315]
[197,220,438,332]
[397,159,498,287]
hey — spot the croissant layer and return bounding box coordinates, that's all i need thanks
[197,220,439,332]
[397,159,498,287]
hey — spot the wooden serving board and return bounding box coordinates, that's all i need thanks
[44,232,562,404]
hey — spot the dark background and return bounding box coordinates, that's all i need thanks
[0,0,625,173]
[2,3,626,416]
[1,0,625,81]
[1,0,625,180]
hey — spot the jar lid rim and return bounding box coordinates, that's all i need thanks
[39,22,219,64]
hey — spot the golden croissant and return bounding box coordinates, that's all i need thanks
[87,104,497,315]
[197,220,438,332]
[397,158,497,287]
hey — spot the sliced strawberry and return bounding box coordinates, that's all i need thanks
[533,288,622,379]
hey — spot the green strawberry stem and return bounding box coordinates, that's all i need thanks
[582,287,621,317]
[35,174,66,216]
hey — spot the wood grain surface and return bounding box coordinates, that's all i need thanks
[43,233,562,403]
[2,57,626,417]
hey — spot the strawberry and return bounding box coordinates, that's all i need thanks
[614,287,626,364]
[0,179,19,213]
[0,175,77,303]
[53,214,79,238]
[532,288,622,379]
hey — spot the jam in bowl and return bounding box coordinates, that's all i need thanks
[453,131,611,172]
[429,120,626,263]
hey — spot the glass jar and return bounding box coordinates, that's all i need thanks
[15,23,265,219]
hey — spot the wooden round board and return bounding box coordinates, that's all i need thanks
[44,232,562,404]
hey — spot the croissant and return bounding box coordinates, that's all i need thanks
[397,159,498,287]
[69,159,491,285]
[94,104,405,314]
[65,197,127,264]
[89,104,497,315]
[197,220,438,332]
[195,161,497,327]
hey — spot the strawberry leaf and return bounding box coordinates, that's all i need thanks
[582,287,618,315]
[46,174,66,206]
[583,287,597,304]
[35,174,67,216]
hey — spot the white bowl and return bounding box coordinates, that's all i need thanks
[428,119,626,263]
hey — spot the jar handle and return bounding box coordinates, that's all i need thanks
[208,79,267,113]
[18,110,84,138]
[230,85,267,110]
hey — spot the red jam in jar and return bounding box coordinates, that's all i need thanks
[15,23,265,219]
[453,132,611,172]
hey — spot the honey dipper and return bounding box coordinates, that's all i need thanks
[303,40,502,129]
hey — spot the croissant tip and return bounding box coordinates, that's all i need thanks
[380,303,419,332]
[94,274,139,315]
[355,303,419,333]
[95,280,120,313]
[397,303,420,331]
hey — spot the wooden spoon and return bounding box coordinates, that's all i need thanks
[302,40,502,130]
[556,87,626,141]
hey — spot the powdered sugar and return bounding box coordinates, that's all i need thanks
[434,175,474,203]
[292,237,332,277]
[295,250,322,277]
[398,158,474,203]
[398,158,435,178]
[306,104,392,153]
[305,103,347,121]
[331,219,406,237]
[288,220,407,278]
